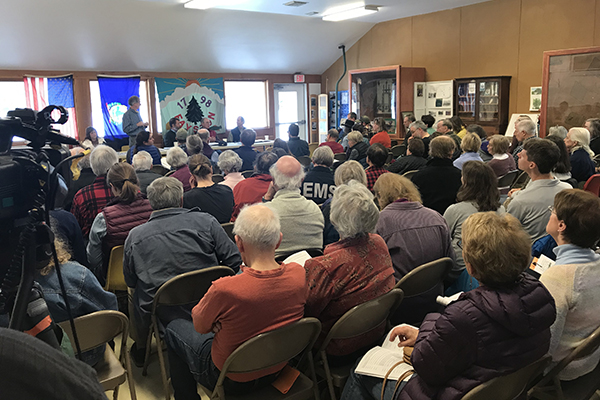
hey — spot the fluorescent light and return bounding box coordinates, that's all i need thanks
[322,4,378,21]
[322,1,365,16]
[184,0,246,10]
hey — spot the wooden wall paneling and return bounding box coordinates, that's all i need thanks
[399,67,426,113]
[370,18,412,68]
[596,0,600,45]
[73,72,92,141]
[459,0,520,115]
[517,0,596,113]
[411,8,461,81]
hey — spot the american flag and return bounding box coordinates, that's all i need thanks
[24,75,78,139]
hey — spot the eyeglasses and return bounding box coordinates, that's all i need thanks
[548,205,555,214]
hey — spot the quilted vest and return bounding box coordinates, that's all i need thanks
[102,194,153,253]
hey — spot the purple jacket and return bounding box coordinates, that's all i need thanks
[398,273,556,400]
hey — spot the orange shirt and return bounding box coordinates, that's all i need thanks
[192,263,307,382]
[370,131,392,148]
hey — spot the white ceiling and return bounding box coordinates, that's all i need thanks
[0,0,490,75]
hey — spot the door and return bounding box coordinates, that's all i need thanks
[274,83,307,141]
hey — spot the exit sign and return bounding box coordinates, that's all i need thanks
[294,74,305,83]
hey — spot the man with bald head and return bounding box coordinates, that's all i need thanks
[263,156,324,257]
[411,135,462,214]
[198,128,218,163]
[165,204,307,399]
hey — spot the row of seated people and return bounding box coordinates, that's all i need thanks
[67,126,583,294]
[29,173,600,400]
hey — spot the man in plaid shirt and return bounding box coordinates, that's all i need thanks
[71,146,118,238]
[365,143,389,192]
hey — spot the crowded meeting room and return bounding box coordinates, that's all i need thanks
[2,0,600,399]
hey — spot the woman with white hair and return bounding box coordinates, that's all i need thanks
[166,146,192,192]
[304,181,395,362]
[132,151,162,194]
[564,127,595,183]
[217,150,245,190]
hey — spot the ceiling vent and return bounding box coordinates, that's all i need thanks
[305,11,318,16]
[284,1,308,7]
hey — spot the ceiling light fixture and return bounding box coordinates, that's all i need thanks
[322,4,379,21]
[184,0,246,10]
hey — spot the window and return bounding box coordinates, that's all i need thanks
[224,81,268,129]
[89,79,151,138]
[0,81,28,143]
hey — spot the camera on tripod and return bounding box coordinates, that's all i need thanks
[0,105,81,348]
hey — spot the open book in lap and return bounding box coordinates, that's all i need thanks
[282,250,312,267]
[355,324,418,381]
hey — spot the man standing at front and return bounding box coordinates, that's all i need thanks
[507,138,571,242]
[122,95,148,147]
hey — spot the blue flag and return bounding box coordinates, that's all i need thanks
[48,76,74,108]
[98,77,140,140]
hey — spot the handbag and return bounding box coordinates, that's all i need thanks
[380,346,414,400]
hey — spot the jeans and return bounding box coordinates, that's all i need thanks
[340,361,409,400]
[165,319,278,400]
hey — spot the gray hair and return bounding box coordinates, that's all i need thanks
[90,145,118,176]
[517,119,536,137]
[233,204,281,251]
[569,127,594,157]
[218,150,243,174]
[334,160,367,186]
[409,121,427,135]
[186,135,203,155]
[548,125,568,139]
[132,151,152,171]
[78,153,91,170]
[147,177,183,210]
[166,146,188,169]
[312,146,334,167]
[270,162,305,190]
[330,181,379,239]
[128,95,140,106]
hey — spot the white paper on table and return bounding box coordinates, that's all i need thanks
[282,250,312,267]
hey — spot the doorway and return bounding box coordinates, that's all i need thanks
[274,83,307,141]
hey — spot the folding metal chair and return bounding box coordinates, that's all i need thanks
[142,266,236,400]
[60,310,137,400]
[315,289,404,400]
[200,318,322,400]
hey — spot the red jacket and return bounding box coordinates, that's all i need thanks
[231,174,272,221]
[103,194,153,255]
[370,131,392,148]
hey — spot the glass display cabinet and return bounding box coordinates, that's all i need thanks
[454,76,511,135]
[348,65,425,139]
[540,46,600,136]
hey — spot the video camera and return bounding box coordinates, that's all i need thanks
[0,105,81,349]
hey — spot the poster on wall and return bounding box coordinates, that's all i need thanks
[530,87,542,111]
[155,78,225,135]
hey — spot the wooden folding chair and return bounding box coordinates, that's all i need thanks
[200,318,322,400]
[315,289,404,400]
[60,311,137,400]
[391,144,406,158]
[142,266,236,400]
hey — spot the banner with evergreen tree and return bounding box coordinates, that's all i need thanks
[155,77,225,135]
